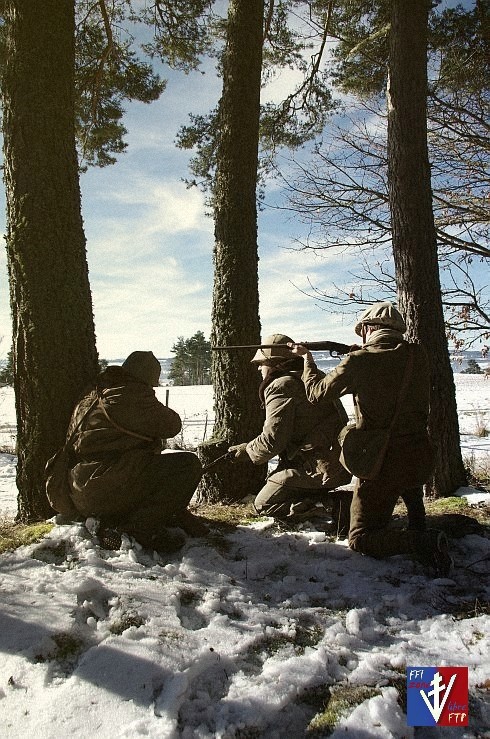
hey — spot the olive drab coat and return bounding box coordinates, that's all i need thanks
[68,365,182,517]
[302,330,434,486]
[246,371,351,489]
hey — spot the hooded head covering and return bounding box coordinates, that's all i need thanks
[121,351,161,386]
[354,302,406,337]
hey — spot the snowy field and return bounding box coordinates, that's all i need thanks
[0,375,488,738]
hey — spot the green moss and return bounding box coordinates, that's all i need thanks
[194,502,257,527]
[393,495,489,526]
[0,517,54,554]
[247,621,323,664]
[426,496,470,514]
[300,683,331,711]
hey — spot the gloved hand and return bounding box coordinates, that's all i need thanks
[228,443,249,462]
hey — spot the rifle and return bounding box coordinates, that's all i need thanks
[202,450,236,472]
[212,340,351,357]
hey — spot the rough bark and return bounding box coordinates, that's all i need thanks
[2,0,99,521]
[387,0,467,496]
[198,0,267,502]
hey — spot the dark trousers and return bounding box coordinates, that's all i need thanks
[115,451,202,543]
[348,479,425,558]
[347,431,434,560]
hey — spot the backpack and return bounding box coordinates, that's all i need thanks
[44,391,154,515]
[44,395,99,516]
[45,444,79,516]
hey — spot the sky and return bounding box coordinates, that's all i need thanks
[0,34,361,362]
[0,373,489,738]
[0,0,485,362]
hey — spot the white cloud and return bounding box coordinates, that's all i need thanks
[80,165,215,357]
[257,241,361,344]
[84,198,214,357]
[84,171,211,239]
[91,260,212,359]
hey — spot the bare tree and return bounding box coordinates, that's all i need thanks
[275,0,488,349]
[278,91,489,348]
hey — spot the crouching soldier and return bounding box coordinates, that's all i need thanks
[67,350,207,551]
[291,303,453,578]
[228,334,352,532]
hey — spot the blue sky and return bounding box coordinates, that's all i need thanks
[0,58,360,360]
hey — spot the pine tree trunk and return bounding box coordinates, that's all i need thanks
[198,0,267,502]
[2,0,99,521]
[387,0,467,497]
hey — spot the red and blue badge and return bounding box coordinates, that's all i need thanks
[406,667,468,726]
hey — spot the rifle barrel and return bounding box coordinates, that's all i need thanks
[212,340,351,354]
[212,344,291,350]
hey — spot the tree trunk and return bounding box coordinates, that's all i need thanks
[2,0,99,521]
[198,0,267,502]
[387,0,466,496]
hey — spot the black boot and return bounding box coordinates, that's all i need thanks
[98,526,123,550]
[410,529,453,578]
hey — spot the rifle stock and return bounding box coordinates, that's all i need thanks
[211,340,351,356]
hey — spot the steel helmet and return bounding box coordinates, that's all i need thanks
[250,334,295,365]
[354,302,406,336]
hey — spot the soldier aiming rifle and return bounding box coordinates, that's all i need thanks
[212,333,353,531]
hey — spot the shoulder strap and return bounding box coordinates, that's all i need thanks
[388,344,415,431]
[97,396,155,442]
[65,394,99,444]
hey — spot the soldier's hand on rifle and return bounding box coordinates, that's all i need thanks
[228,443,249,462]
[288,343,312,361]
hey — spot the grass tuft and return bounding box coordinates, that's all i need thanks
[306,684,381,735]
[35,632,84,663]
[109,613,146,635]
[393,495,489,526]
[463,452,490,490]
[190,501,262,527]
